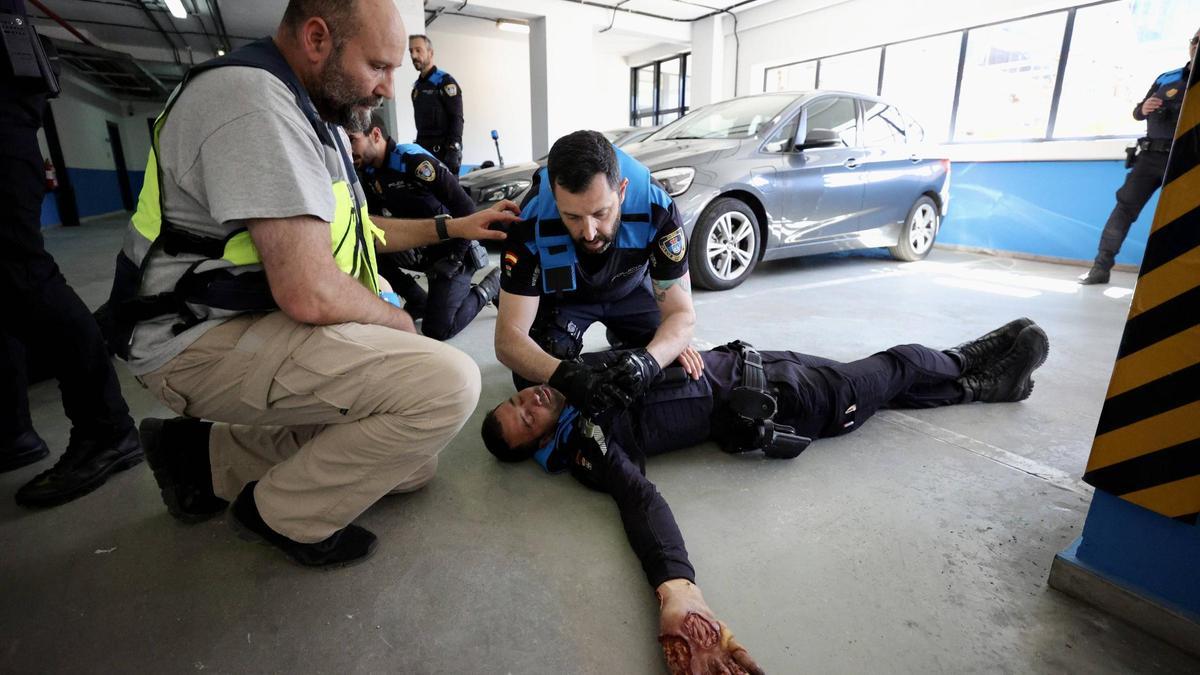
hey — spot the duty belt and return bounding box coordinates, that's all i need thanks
[719,340,812,459]
[1138,137,1173,153]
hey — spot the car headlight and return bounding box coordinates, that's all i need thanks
[480,180,530,203]
[651,167,695,197]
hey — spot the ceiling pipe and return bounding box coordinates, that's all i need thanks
[26,0,97,46]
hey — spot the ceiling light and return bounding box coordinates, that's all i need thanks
[496,19,529,34]
[164,0,187,20]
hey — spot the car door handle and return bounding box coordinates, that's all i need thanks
[843,157,860,169]
[909,154,922,163]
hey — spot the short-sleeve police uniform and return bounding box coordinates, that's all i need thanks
[358,137,489,340]
[500,146,687,385]
[412,67,463,175]
[1092,63,1191,270]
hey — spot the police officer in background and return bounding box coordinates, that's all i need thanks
[0,0,140,505]
[409,34,463,175]
[1080,27,1197,285]
[348,111,499,340]
[495,130,699,419]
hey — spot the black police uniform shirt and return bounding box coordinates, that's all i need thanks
[500,168,689,304]
[1136,63,1191,140]
[411,67,463,150]
[359,137,474,219]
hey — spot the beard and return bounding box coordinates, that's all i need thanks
[311,47,382,128]
[575,219,621,255]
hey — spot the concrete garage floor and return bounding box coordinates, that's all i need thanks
[3,213,1198,674]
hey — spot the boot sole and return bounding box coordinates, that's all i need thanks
[14,450,144,508]
[1005,327,1050,403]
[228,509,378,571]
[140,419,225,525]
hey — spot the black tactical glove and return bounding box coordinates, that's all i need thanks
[548,359,633,418]
[600,348,662,402]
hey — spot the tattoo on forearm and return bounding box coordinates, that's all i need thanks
[652,276,691,303]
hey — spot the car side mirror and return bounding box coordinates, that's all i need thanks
[797,128,843,151]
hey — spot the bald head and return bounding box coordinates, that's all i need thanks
[275,0,406,127]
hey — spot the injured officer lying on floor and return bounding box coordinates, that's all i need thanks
[479,318,1049,675]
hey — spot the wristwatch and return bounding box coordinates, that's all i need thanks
[434,213,451,241]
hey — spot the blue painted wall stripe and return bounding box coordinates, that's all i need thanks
[40,168,145,227]
[939,160,1156,266]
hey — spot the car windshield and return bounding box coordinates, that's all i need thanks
[652,95,797,141]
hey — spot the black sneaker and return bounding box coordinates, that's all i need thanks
[141,417,229,523]
[0,431,50,473]
[1078,265,1111,285]
[945,318,1036,373]
[474,267,501,307]
[15,427,142,507]
[229,481,378,569]
[958,325,1050,403]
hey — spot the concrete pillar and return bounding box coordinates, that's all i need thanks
[690,15,725,107]
[528,15,593,158]
[386,0,424,144]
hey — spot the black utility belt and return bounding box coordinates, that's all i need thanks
[1137,138,1172,153]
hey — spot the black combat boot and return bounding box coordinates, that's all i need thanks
[230,481,378,568]
[958,325,1049,403]
[944,318,1036,373]
[15,427,142,507]
[474,267,501,307]
[0,431,50,473]
[1078,252,1114,285]
[141,417,229,523]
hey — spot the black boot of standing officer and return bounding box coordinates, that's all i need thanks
[1,0,141,506]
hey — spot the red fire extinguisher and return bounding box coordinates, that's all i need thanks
[44,158,58,191]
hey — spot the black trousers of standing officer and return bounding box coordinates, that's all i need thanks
[377,238,486,341]
[1093,149,1169,269]
[0,129,134,457]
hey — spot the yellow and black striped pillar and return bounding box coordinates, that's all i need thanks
[1084,62,1200,525]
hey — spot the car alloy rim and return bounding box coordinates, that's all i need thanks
[908,203,937,254]
[706,211,755,281]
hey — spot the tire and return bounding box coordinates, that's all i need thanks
[889,196,940,262]
[688,197,761,291]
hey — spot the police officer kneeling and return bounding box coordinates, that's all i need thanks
[348,112,499,340]
[480,318,1049,675]
[100,0,519,568]
[495,130,697,419]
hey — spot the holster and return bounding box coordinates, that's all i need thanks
[1125,145,1138,169]
[717,340,813,459]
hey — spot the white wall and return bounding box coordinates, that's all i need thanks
[423,14,632,165]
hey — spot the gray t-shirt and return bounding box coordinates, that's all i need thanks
[128,66,351,375]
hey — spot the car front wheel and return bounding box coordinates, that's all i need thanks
[688,197,760,291]
[889,195,939,262]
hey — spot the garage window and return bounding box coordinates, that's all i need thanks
[880,33,961,143]
[630,53,690,127]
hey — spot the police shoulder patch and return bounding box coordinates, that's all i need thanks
[1167,88,1179,98]
[658,227,686,263]
[443,83,459,97]
[415,160,436,182]
[503,251,519,276]
[411,88,418,100]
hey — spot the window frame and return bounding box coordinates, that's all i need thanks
[629,52,690,127]
[761,0,1167,144]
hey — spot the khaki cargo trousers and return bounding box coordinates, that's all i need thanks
[139,311,480,543]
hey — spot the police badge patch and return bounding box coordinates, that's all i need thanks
[658,227,686,262]
[415,161,436,182]
[444,83,459,97]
